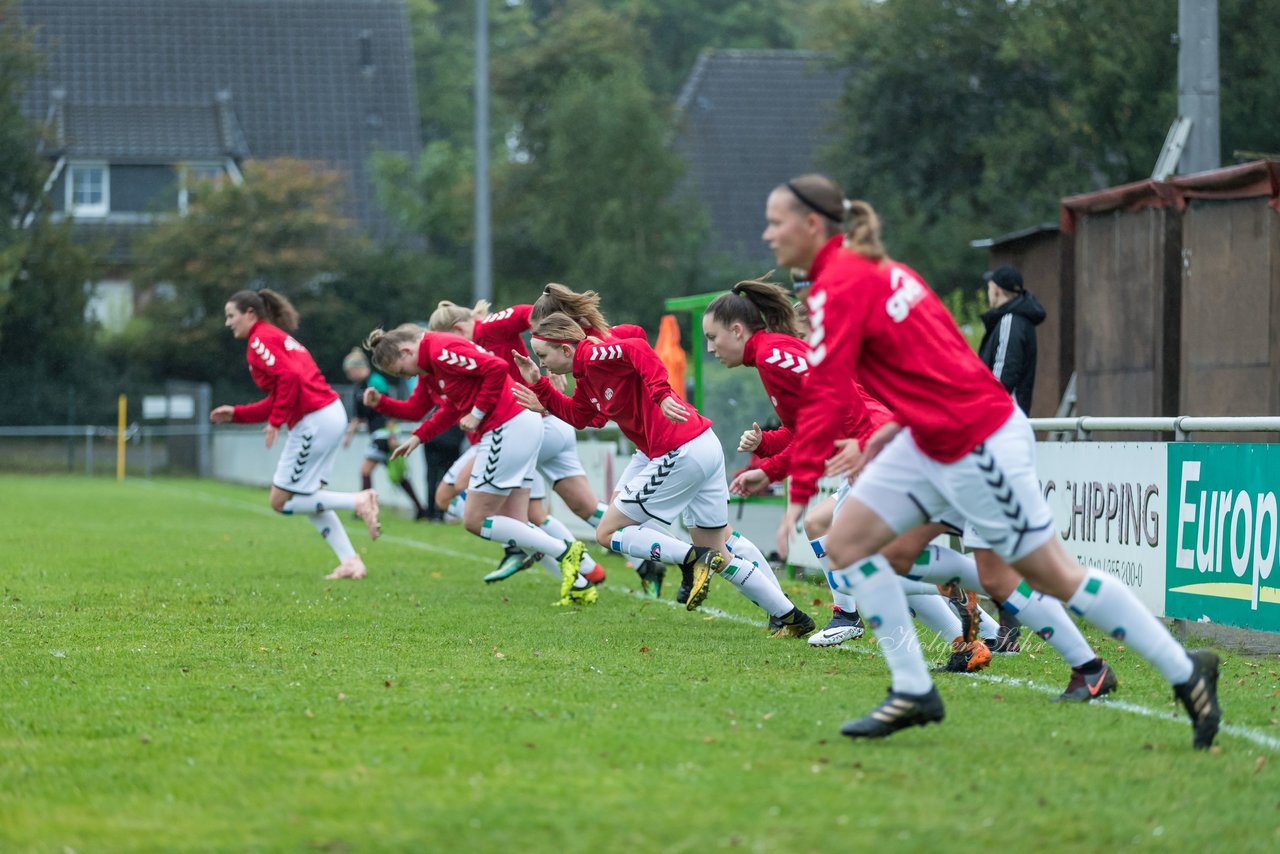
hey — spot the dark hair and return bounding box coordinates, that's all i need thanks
[704,276,802,339]
[531,283,611,337]
[780,174,845,238]
[228,288,300,331]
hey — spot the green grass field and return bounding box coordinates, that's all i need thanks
[2,476,1278,852]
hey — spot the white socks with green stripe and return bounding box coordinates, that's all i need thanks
[1067,569,1193,683]
[609,524,695,565]
[720,556,796,618]
[905,592,963,641]
[587,503,607,528]
[481,516,572,559]
[1001,579,1095,667]
[539,517,600,577]
[724,529,783,592]
[811,538,859,613]
[906,543,984,591]
[830,554,933,694]
[282,489,359,513]
[306,510,357,561]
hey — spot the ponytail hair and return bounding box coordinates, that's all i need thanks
[427,299,491,333]
[530,312,588,345]
[844,200,886,261]
[363,324,422,373]
[531,283,611,337]
[704,274,802,339]
[228,288,300,331]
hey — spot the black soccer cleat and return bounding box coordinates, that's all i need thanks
[840,686,945,739]
[1053,659,1118,702]
[635,559,666,598]
[675,563,695,604]
[1173,650,1222,750]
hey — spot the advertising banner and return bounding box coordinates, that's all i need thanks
[1036,443,1167,616]
[1165,443,1280,632]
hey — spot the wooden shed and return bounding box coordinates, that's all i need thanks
[1059,160,1280,438]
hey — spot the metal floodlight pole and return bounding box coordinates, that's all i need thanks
[1177,0,1220,174]
[473,0,493,303]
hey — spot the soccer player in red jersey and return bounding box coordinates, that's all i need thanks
[209,289,380,580]
[512,313,816,636]
[702,278,999,662]
[426,299,609,586]
[363,324,594,606]
[767,175,1219,747]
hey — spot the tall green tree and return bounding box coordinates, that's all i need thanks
[0,0,48,303]
[121,159,359,388]
[491,1,705,323]
[815,0,1280,296]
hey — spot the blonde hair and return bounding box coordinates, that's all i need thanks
[530,283,611,337]
[427,299,491,333]
[530,312,588,344]
[843,200,886,261]
[363,325,422,373]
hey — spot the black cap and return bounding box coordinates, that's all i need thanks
[983,265,1023,292]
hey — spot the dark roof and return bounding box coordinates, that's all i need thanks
[671,50,847,268]
[19,0,421,239]
[53,102,249,161]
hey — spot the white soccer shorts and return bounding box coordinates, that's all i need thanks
[272,398,347,494]
[467,408,543,496]
[849,409,1054,562]
[615,428,729,530]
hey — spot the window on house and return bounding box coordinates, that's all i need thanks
[67,163,109,217]
[179,163,225,213]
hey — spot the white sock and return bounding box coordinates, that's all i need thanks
[283,489,360,514]
[830,554,933,695]
[725,530,783,591]
[898,577,943,596]
[721,557,796,618]
[906,592,963,642]
[978,607,1001,641]
[812,537,858,612]
[1067,569,1193,684]
[609,525,692,565]
[587,503,606,528]
[481,516,570,558]
[906,544,984,592]
[536,553,563,581]
[540,516,575,542]
[306,510,357,561]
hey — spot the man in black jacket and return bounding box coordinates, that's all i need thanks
[978,265,1046,415]
[977,265,1048,654]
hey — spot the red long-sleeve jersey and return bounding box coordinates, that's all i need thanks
[399,332,524,444]
[232,321,339,428]
[792,237,1013,485]
[474,304,532,383]
[531,337,712,458]
[743,330,892,501]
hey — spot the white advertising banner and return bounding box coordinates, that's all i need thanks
[1035,442,1168,616]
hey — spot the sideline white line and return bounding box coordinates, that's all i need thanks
[130,481,1280,753]
[610,586,1280,754]
[133,481,480,561]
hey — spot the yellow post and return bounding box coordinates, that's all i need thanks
[117,394,127,481]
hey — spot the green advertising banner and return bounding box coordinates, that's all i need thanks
[1166,443,1280,632]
